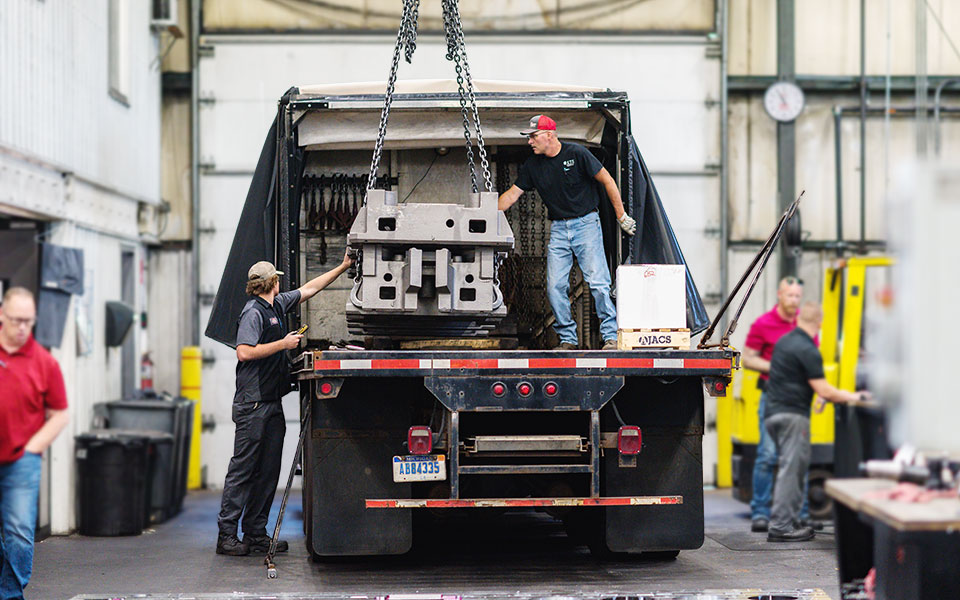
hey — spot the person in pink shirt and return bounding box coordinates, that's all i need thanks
[743,276,813,532]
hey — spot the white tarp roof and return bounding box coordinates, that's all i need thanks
[297,79,606,95]
[296,79,612,150]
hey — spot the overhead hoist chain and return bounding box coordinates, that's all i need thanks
[365,0,493,199]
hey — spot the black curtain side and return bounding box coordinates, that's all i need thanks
[626,136,710,334]
[204,118,280,348]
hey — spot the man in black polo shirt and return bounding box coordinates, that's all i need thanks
[498,115,636,350]
[216,252,352,556]
[764,301,867,542]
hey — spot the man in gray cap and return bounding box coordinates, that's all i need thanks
[216,251,352,556]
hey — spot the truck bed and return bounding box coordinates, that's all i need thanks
[296,348,737,378]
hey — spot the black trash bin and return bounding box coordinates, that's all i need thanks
[105,397,194,516]
[106,428,176,524]
[75,431,149,536]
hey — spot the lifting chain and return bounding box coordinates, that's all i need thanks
[366,0,493,198]
[365,0,421,196]
[441,0,493,193]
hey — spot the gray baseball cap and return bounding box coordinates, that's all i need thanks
[247,261,283,282]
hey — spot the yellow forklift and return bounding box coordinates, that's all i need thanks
[720,255,893,519]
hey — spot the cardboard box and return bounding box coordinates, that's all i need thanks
[615,264,686,330]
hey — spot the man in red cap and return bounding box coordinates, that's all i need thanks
[0,287,69,598]
[498,115,636,350]
[216,252,352,556]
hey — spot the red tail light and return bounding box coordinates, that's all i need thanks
[517,382,532,397]
[543,382,558,396]
[407,426,433,455]
[618,426,642,455]
[491,382,506,397]
[320,381,333,395]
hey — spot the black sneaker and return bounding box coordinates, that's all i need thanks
[216,533,250,556]
[767,526,815,542]
[750,517,769,532]
[243,534,289,553]
[795,518,825,531]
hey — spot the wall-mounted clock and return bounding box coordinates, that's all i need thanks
[763,81,805,123]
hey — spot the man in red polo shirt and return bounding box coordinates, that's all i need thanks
[743,276,812,533]
[0,287,69,600]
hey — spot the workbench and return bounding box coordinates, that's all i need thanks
[826,478,960,600]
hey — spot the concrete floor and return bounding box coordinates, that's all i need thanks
[31,489,842,600]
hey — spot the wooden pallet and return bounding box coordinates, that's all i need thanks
[398,337,519,350]
[617,328,691,350]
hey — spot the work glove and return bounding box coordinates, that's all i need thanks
[617,213,637,236]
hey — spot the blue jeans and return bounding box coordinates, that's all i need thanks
[0,452,42,600]
[547,212,618,345]
[750,395,810,521]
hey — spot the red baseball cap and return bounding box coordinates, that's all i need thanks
[520,114,557,135]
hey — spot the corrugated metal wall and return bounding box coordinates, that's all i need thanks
[0,0,163,534]
[0,0,161,202]
[730,0,960,76]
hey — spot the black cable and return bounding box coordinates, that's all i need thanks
[401,152,440,203]
[610,399,627,427]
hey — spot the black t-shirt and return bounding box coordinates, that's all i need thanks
[234,290,301,404]
[515,142,604,220]
[764,328,825,419]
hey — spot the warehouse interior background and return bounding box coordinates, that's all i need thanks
[1,0,958,538]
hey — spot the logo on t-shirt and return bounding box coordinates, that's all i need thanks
[563,158,575,171]
[269,317,279,325]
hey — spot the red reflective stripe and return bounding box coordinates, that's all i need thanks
[313,360,341,371]
[606,358,655,368]
[528,358,578,368]
[683,359,731,369]
[312,356,731,372]
[365,496,682,508]
[449,358,499,369]
[371,359,421,369]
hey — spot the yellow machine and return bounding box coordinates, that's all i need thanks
[722,256,893,518]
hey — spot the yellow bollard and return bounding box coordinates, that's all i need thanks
[716,376,734,488]
[181,346,203,489]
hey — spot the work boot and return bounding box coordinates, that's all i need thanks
[795,518,825,531]
[602,339,619,350]
[553,342,577,350]
[244,534,289,553]
[767,526,815,542]
[216,533,250,556]
[750,517,769,532]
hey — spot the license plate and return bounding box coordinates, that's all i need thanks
[392,454,446,482]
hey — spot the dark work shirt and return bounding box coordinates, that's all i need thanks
[515,142,604,220]
[764,328,825,419]
[234,290,300,404]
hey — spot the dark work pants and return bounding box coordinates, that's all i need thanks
[217,400,285,538]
